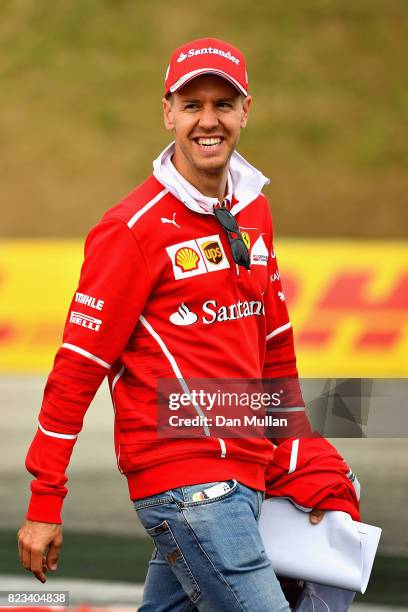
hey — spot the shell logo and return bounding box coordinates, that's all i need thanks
[175,247,200,272]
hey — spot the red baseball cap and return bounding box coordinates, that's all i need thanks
[164,37,248,97]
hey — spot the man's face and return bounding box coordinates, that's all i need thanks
[162,75,251,175]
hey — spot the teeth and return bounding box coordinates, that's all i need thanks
[197,138,221,146]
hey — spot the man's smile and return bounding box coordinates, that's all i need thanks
[192,135,226,155]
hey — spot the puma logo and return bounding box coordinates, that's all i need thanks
[161,212,180,228]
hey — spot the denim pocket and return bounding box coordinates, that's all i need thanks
[145,520,201,603]
[176,479,238,507]
[132,492,173,512]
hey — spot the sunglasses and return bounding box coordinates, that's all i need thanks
[214,205,251,270]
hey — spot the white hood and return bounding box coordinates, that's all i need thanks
[153,141,270,216]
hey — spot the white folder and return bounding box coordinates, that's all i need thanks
[258,498,382,593]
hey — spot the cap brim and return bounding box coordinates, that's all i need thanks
[168,68,248,96]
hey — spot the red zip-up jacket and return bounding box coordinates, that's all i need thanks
[25,170,311,524]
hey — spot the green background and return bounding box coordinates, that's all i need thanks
[1,0,407,238]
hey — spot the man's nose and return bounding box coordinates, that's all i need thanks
[198,105,219,130]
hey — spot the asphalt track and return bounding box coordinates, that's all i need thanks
[1,376,407,553]
[0,576,406,611]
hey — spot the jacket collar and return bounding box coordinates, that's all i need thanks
[153,141,269,216]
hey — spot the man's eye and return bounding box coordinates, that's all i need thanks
[184,103,198,110]
[218,102,233,108]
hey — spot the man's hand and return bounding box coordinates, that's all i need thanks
[309,508,325,524]
[17,520,63,583]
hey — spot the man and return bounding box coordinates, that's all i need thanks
[18,38,341,611]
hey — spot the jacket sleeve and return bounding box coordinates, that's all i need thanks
[265,437,361,520]
[261,202,313,443]
[25,217,153,523]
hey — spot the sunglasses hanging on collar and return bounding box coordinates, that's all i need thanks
[213,201,251,270]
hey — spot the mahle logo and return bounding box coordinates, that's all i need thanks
[203,241,223,265]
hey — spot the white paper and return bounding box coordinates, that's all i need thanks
[258,498,382,593]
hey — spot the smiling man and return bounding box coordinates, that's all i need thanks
[17,38,333,611]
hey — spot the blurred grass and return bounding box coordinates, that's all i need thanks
[0,0,407,237]
[1,528,153,583]
[1,528,408,605]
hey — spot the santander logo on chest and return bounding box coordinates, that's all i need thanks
[169,299,265,327]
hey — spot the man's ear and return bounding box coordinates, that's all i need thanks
[240,95,252,128]
[162,96,175,131]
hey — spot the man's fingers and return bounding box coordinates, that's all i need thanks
[309,508,325,524]
[46,535,63,571]
[30,546,47,583]
[17,534,24,567]
[17,528,33,571]
[17,532,48,582]
[19,541,31,572]
[17,520,63,581]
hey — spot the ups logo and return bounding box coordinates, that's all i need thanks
[203,241,223,264]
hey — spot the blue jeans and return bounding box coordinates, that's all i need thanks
[133,479,290,612]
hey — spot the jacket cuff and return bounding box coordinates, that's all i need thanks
[26,493,64,524]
